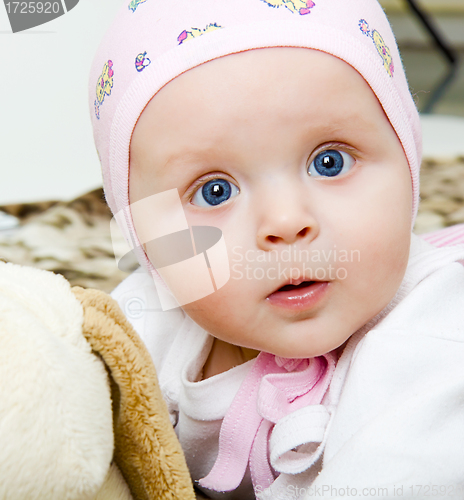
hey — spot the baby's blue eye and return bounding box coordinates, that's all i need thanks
[308,150,355,177]
[192,178,239,207]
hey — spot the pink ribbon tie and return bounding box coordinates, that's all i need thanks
[198,351,336,494]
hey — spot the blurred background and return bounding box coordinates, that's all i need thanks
[0,0,126,205]
[0,0,463,290]
[382,0,464,233]
[384,0,463,117]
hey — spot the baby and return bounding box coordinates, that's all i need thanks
[90,0,464,498]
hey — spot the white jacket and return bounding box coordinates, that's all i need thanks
[112,235,464,499]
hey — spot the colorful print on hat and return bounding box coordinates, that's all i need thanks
[89,0,422,273]
[262,0,316,16]
[93,60,114,120]
[134,51,151,72]
[359,19,394,77]
[177,23,222,45]
[128,0,146,13]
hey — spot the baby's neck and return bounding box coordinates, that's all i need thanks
[201,338,348,380]
[201,339,259,380]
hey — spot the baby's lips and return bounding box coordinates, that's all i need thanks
[268,273,323,297]
[266,281,330,312]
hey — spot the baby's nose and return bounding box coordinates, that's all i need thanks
[256,187,319,250]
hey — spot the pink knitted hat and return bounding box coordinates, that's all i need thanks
[89,0,421,268]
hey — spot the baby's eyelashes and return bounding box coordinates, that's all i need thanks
[308,149,355,178]
[191,178,240,207]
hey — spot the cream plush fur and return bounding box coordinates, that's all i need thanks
[0,262,114,500]
[0,262,195,500]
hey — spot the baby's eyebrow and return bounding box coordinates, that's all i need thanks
[162,149,219,171]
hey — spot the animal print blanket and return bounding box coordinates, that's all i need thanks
[1,157,464,293]
[0,189,135,293]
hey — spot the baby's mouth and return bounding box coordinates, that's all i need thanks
[266,278,329,311]
[276,281,315,292]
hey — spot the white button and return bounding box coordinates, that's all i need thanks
[125,297,145,319]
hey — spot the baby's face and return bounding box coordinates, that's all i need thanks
[129,48,412,358]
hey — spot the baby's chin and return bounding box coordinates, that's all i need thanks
[195,320,352,362]
[258,339,348,360]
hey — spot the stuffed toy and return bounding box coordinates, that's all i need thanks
[0,261,196,500]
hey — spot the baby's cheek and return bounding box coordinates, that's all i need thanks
[182,281,235,323]
[340,220,409,310]
[367,241,409,309]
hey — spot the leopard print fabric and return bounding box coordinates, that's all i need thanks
[415,157,464,233]
[0,189,137,293]
[0,157,463,293]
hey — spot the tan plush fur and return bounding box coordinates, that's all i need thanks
[73,287,196,500]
